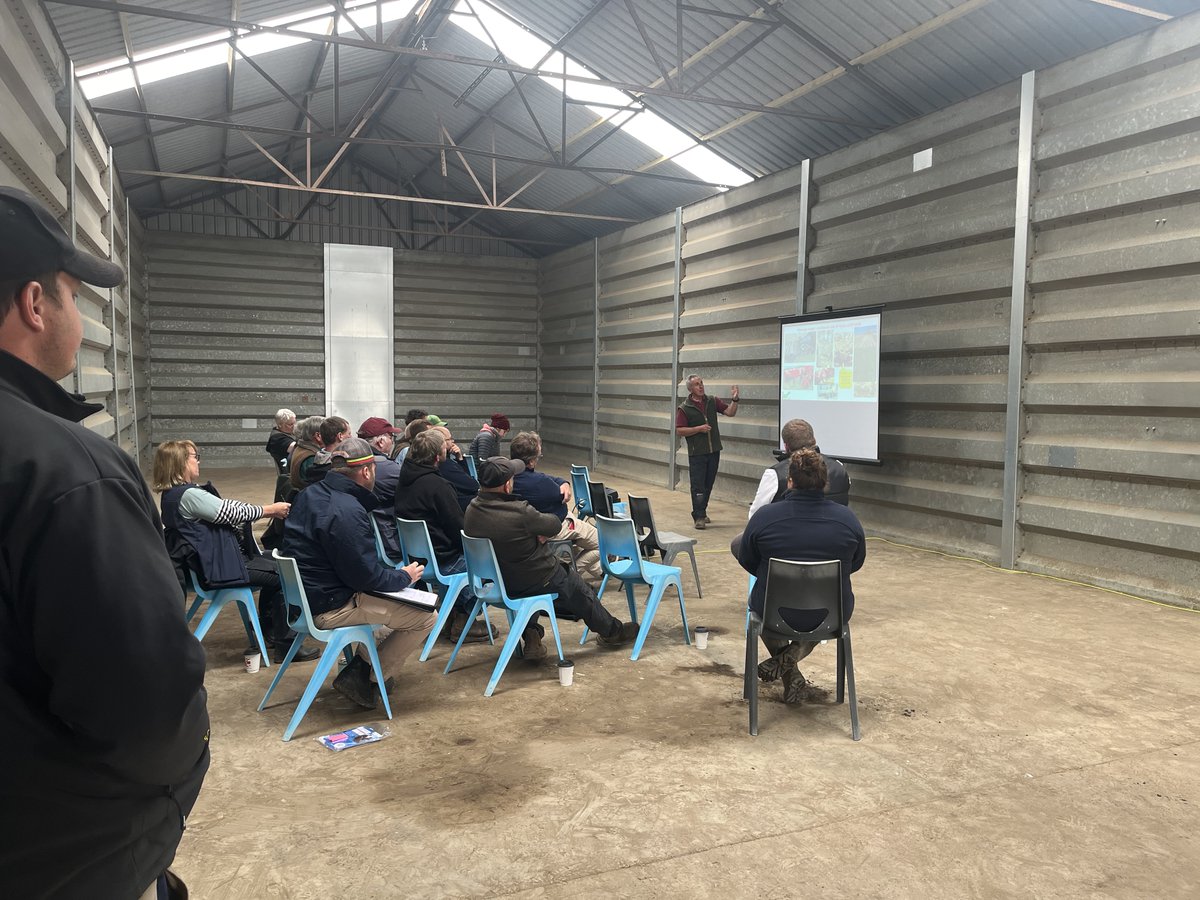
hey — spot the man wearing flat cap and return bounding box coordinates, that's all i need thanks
[0,187,210,899]
[464,456,637,658]
[358,416,403,557]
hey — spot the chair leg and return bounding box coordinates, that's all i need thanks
[630,579,664,661]
[419,582,461,662]
[746,620,759,735]
[625,583,638,624]
[836,636,845,703]
[237,594,271,666]
[484,605,535,697]
[842,628,860,741]
[185,595,204,623]
[362,637,394,722]
[675,582,691,645]
[546,607,565,661]
[686,547,702,598]
[190,596,226,641]
[258,632,305,711]
[281,638,349,742]
[443,598,487,675]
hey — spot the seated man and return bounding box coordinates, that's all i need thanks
[432,424,479,512]
[749,418,850,518]
[508,430,602,586]
[265,407,295,501]
[736,448,866,704]
[464,457,637,658]
[357,416,403,558]
[395,429,488,643]
[283,438,433,708]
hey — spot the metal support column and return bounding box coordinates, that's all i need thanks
[1000,70,1037,570]
[105,147,119,441]
[795,158,814,315]
[668,206,683,489]
[64,61,80,392]
[125,197,140,466]
[590,237,600,471]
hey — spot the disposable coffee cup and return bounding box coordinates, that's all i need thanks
[244,651,262,674]
[557,659,575,686]
[694,627,709,650]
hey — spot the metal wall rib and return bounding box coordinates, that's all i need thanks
[538,241,597,465]
[145,233,326,468]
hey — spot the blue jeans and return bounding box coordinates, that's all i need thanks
[688,451,720,521]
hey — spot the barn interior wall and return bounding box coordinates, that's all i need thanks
[536,12,1200,609]
[0,0,148,466]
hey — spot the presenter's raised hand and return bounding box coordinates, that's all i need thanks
[730,385,740,402]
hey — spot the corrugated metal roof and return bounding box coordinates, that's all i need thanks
[43,0,1192,255]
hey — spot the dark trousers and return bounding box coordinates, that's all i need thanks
[520,562,621,640]
[688,451,721,521]
[244,555,288,643]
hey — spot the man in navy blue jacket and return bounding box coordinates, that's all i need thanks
[737,448,866,704]
[284,438,433,708]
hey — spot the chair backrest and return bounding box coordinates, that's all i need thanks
[464,455,478,479]
[394,517,444,582]
[571,469,594,516]
[594,515,648,581]
[570,463,589,478]
[588,480,613,518]
[762,558,844,640]
[626,494,659,553]
[370,516,402,568]
[271,549,331,640]
[460,532,519,610]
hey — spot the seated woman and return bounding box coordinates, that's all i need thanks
[735,448,866,704]
[153,439,318,661]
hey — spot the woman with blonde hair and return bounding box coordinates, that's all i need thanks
[153,440,317,661]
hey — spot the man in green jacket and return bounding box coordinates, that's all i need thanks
[675,373,739,529]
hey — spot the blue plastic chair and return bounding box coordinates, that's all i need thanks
[370,516,404,569]
[580,516,690,660]
[464,455,478,479]
[186,571,271,666]
[447,532,564,696]
[393,516,494,662]
[258,550,393,741]
[570,468,594,519]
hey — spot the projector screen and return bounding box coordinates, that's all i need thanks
[778,306,883,464]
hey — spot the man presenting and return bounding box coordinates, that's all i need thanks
[675,373,739,529]
[0,187,210,898]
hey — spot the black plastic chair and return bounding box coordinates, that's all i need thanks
[627,494,702,597]
[588,480,614,518]
[743,558,859,740]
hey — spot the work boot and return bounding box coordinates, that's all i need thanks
[694,519,706,530]
[268,636,320,663]
[757,643,805,683]
[332,656,377,709]
[703,516,712,525]
[521,626,548,660]
[781,666,806,704]
[597,620,639,648]
[447,611,491,644]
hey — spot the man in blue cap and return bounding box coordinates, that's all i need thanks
[0,187,210,899]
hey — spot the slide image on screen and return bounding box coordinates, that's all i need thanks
[779,308,882,463]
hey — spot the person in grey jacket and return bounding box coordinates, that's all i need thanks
[468,412,509,460]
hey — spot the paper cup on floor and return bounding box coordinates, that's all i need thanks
[557,659,575,686]
[244,651,262,674]
[694,627,709,650]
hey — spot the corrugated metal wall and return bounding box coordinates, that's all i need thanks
[392,250,539,449]
[1018,19,1200,604]
[538,241,596,465]
[536,12,1199,608]
[0,0,147,464]
[595,212,679,485]
[145,234,538,466]
[145,233,326,467]
[142,166,532,260]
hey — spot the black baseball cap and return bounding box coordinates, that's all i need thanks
[0,186,124,288]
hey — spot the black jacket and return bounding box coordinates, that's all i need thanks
[771,447,851,506]
[395,457,465,566]
[0,350,210,899]
[282,471,414,617]
[265,427,292,474]
[438,455,480,512]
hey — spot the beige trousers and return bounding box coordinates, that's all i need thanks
[556,516,602,586]
[314,593,436,681]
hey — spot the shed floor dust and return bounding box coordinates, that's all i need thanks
[173,461,1200,899]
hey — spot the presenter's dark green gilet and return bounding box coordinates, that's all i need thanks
[679,395,721,455]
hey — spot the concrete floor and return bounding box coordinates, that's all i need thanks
[172,461,1200,899]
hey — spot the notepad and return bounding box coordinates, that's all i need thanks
[364,586,439,609]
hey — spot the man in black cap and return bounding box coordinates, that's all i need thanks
[464,456,637,658]
[0,187,210,899]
